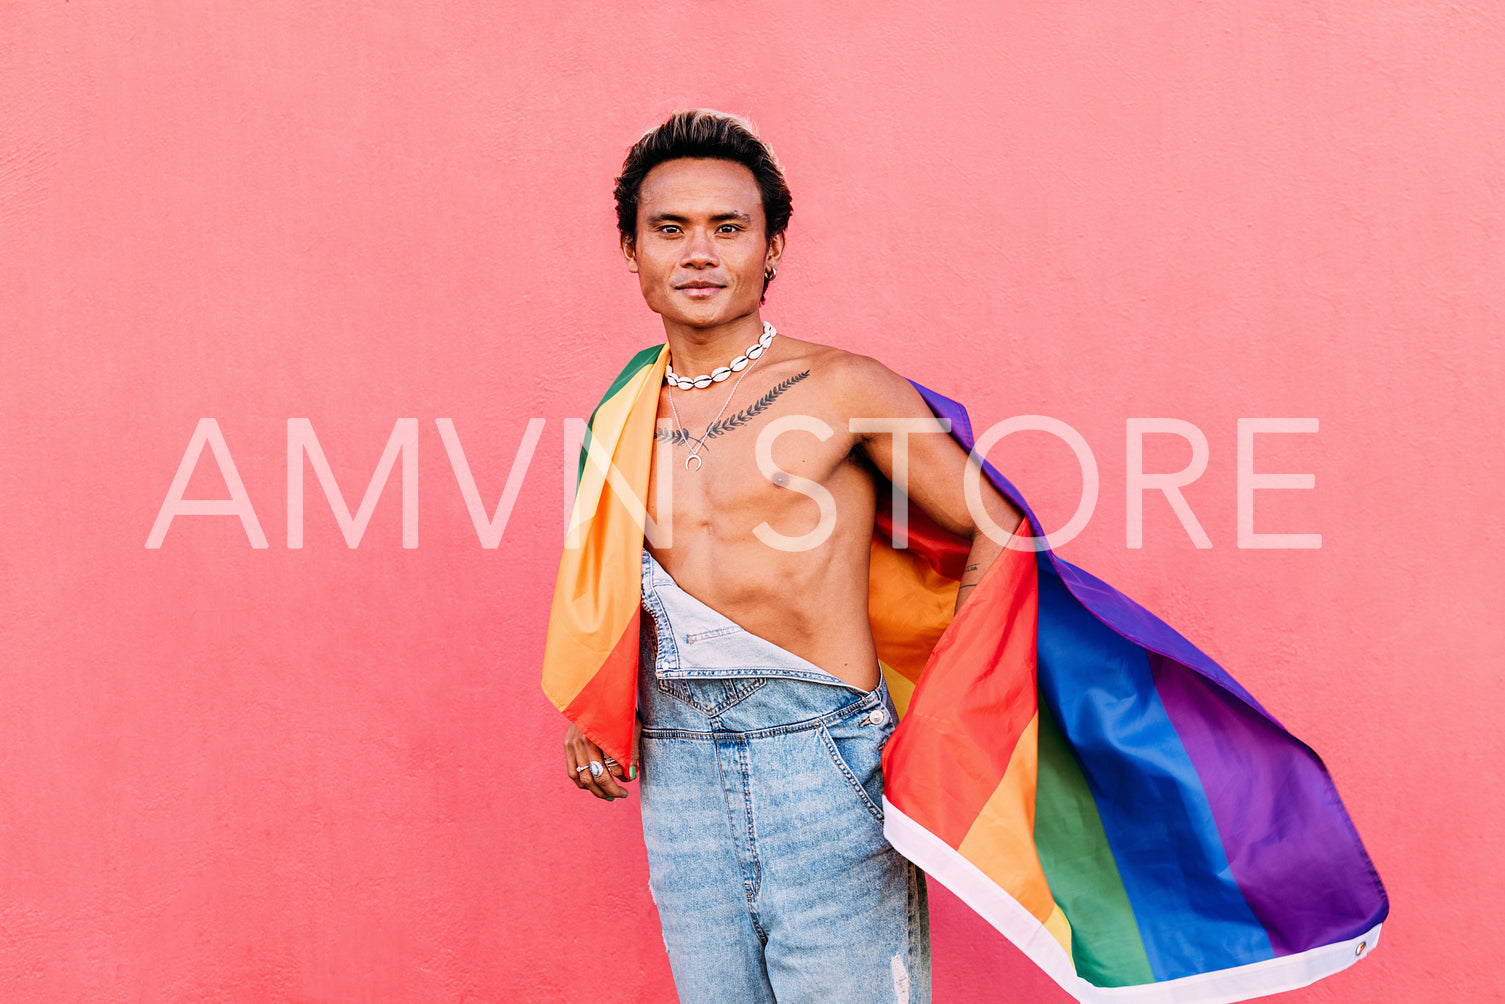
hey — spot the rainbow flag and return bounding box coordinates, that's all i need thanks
[542,346,1387,1003]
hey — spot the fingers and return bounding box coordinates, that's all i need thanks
[585,754,630,800]
[563,724,630,801]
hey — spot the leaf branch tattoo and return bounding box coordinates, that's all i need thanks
[656,370,811,445]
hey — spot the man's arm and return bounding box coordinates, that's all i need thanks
[843,355,1025,612]
[953,520,1014,613]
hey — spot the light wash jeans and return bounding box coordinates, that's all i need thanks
[637,549,931,1004]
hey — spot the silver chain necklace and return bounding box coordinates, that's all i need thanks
[666,335,770,471]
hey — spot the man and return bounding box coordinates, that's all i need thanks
[555,110,1022,1003]
[545,109,1386,1004]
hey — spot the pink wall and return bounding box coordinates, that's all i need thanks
[3,3,1500,1001]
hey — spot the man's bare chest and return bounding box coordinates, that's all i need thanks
[645,366,852,532]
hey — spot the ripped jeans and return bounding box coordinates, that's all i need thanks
[637,549,931,1004]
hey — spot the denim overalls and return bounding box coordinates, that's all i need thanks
[637,548,931,1004]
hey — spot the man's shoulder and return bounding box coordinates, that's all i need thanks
[778,338,907,397]
[778,338,927,425]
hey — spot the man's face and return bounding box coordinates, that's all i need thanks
[623,157,784,333]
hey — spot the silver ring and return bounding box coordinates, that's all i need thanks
[588,760,604,778]
[603,757,619,766]
[575,765,590,773]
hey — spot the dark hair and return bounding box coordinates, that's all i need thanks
[614,110,793,296]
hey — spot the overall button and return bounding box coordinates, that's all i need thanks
[864,708,887,727]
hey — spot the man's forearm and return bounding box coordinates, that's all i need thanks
[955,523,1007,613]
[954,509,1028,613]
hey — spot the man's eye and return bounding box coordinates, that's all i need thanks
[659,225,681,234]
[718,224,741,233]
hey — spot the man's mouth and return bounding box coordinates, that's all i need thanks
[676,282,725,297]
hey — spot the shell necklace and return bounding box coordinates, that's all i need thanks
[665,322,776,390]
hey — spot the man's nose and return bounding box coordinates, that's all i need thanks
[681,229,719,267]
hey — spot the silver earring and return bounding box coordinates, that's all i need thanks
[765,264,778,280]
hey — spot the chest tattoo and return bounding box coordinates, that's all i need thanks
[656,369,811,446]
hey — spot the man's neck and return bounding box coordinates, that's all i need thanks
[662,314,768,378]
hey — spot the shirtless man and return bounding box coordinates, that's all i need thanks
[560,110,1021,1004]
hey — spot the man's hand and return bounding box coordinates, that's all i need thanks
[563,723,635,801]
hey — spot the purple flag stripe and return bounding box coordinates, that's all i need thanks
[1150,652,1389,955]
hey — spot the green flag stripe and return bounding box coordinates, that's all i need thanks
[1034,699,1156,987]
[576,343,662,484]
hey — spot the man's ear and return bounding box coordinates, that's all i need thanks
[764,232,786,273]
[621,234,639,274]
